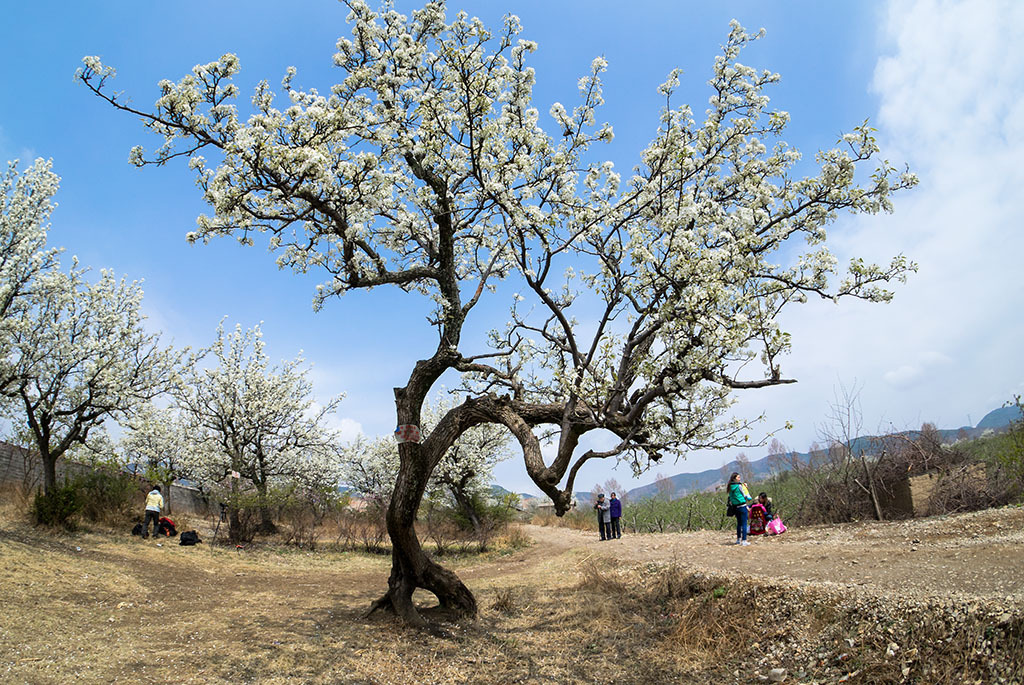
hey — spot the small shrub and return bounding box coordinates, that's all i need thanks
[497,524,532,551]
[489,587,517,615]
[71,465,138,525]
[32,483,82,529]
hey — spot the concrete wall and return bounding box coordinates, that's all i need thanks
[0,440,212,517]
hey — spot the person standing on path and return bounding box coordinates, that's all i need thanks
[143,485,164,539]
[727,473,752,546]
[609,492,622,539]
[594,493,611,540]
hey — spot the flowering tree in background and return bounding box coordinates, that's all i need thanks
[422,394,512,532]
[175,322,343,538]
[121,404,194,514]
[80,2,916,626]
[339,435,398,507]
[0,159,63,394]
[1,267,181,495]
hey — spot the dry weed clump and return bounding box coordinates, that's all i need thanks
[583,561,1024,684]
[0,483,34,520]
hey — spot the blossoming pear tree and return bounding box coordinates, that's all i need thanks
[175,321,344,539]
[1,265,182,496]
[0,159,63,393]
[79,2,916,626]
[121,403,195,514]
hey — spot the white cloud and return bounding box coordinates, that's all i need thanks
[664,0,1024,477]
[0,127,38,167]
[775,0,1024,429]
[324,415,364,444]
[883,351,953,389]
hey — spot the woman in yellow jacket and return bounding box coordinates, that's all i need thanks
[143,486,164,539]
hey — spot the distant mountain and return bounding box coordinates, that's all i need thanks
[622,404,1023,501]
[624,456,775,501]
[489,484,536,500]
[489,405,1022,505]
[976,405,1023,431]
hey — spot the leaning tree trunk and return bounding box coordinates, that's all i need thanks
[366,381,478,628]
[367,440,477,628]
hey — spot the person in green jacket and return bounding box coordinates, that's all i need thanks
[727,473,753,545]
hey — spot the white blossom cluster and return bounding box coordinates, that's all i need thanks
[173,321,345,495]
[80,5,917,508]
[0,159,62,386]
[121,403,194,485]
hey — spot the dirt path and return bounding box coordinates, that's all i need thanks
[3,508,1023,683]
[520,506,1024,603]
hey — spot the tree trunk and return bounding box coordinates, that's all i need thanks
[255,483,277,534]
[228,475,242,543]
[860,455,885,521]
[366,429,477,628]
[42,452,58,496]
[451,487,482,534]
[257,506,278,534]
[229,507,242,543]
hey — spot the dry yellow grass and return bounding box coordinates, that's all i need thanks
[2,508,1023,684]
[0,518,669,684]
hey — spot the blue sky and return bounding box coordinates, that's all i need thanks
[2,0,1022,496]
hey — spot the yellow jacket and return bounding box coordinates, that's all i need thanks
[145,490,164,512]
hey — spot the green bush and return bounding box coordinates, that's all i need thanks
[71,465,139,524]
[32,483,82,529]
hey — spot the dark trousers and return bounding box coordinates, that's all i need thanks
[598,516,610,540]
[143,510,160,537]
[610,517,621,538]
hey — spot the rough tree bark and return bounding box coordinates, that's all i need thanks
[366,372,478,628]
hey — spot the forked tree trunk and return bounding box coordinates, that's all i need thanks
[366,439,477,628]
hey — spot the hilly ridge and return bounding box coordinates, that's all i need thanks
[621,404,1022,501]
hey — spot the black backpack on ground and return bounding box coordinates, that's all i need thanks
[179,530,201,546]
[131,522,143,536]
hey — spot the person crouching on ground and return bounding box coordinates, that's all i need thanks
[727,473,752,546]
[594,493,611,540]
[609,492,622,539]
[143,485,163,539]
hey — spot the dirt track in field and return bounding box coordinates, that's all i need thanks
[518,506,1024,603]
[3,507,1023,683]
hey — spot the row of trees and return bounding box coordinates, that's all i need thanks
[0,158,511,537]
[0,159,181,505]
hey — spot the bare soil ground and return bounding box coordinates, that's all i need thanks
[530,506,1024,602]
[1,507,1022,684]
